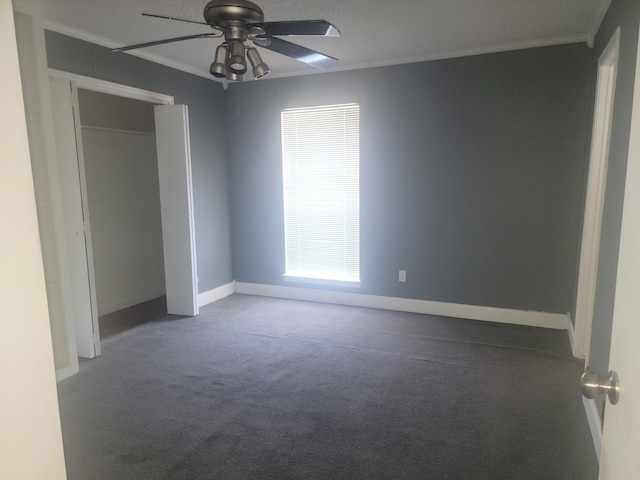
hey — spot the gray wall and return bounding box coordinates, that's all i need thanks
[45,31,233,294]
[77,89,155,133]
[227,44,593,314]
[587,0,640,416]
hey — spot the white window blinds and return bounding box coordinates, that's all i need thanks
[281,103,360,284]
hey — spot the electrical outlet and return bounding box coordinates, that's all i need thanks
[399,270,406,282]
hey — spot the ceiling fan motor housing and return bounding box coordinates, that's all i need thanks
[204,0,265,27]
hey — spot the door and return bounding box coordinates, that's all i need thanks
[49,77,100,359]
[154,104,199,316]
[598,26,640,479]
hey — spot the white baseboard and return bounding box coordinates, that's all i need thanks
[99,291,167,317]
[198,282,235,308]
[55,362,79,382]
[234,282,569,330]
[583,396,602,462]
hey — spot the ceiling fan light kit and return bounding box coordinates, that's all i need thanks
[113,0,340,81]
[228,40,248,74]
[247,47,270,79]
[210,44,229,77]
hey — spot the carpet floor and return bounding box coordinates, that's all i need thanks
[57,294,598,479]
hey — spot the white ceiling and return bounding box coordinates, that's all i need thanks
[21,0,611,81]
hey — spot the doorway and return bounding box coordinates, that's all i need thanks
[48,71,199,374]
[76,89,167,339]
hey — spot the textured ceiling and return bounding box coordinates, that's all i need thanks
[20,0,611,81]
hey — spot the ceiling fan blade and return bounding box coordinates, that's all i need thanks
[112,32,221,52]
[142,13,208,26]
[257,36,338,70]
[248,20,339,37]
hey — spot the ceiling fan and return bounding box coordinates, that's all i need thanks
[112,0,340,81]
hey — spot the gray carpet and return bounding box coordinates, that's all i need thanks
[57,294,598,479]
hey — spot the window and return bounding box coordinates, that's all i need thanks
[281,103,360,286]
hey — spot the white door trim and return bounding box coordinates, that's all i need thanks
[48,68,174,105]
[14,6,80,378]
[573,28,620,360]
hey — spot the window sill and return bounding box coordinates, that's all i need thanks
[283,274,361,289]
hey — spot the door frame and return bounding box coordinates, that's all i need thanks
[14,6,81,381]
[572,28,621,360]
[48,69,199,364]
